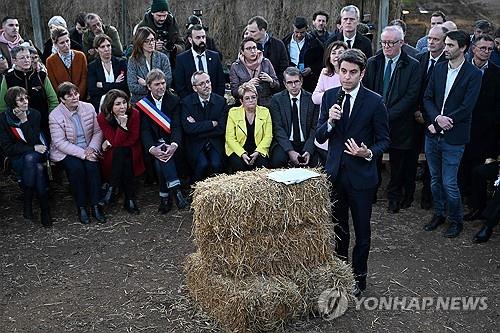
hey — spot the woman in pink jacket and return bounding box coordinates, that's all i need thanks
[49,82,105,224]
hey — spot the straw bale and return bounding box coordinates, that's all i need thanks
[192,168,331,241]
[197,221,335,278]
[185,252,305,333]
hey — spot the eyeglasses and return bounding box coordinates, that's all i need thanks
[243,95,257,101]
[380,40,401,47]
[285,80,301,86]
[477,46,494,53]
[15,96,29,102]
[244,46,258,52]
[16,55,31,61]
[144,38,156,44]
[195,79,211,87]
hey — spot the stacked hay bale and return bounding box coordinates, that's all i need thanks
[185,169,354,332]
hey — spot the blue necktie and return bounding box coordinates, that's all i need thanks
[383,59,393,98]
[197,55,204,72]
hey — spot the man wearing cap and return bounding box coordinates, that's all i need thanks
[137,0,185,65]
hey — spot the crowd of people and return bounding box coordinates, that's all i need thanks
[0,1,499,296]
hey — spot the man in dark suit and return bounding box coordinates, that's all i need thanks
[247,16,289,87]
[180,71,227,181]
[412,25,448,210]
[363,25,420,213]
[139,68,188,214]
[326,5,373,59]
[422,30,482,238]
[174,24,225,99]
[269,67,319,168]
[316,49,389,296]
[461,34,500,221]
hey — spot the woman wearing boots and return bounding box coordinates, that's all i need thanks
[0,87,51,227]
[49,82,105,224]
[97,89,144,214]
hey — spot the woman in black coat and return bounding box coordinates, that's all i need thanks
[0,87,51,227]
[87,34,128,112]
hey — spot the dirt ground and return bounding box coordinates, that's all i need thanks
[0,169,499,333]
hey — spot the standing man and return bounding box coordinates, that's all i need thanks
[246,16,289,86]
[326,5,373,59]
[422,30,482,237]
[0,16,23,75]
[174,25,225,98]
[310,11,331,45]
[363,25,420,213]
[180,71,227,182]
[415,11,446,52]
[82,13,123,62]
[316,49,389,296]
[282,16,324,93]
[269,67,319,168]
[137,0,185,65]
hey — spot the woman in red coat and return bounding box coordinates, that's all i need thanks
[97,89,144,214]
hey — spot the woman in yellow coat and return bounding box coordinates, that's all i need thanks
[225,82,272,171]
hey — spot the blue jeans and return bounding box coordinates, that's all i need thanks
[425,136,465,223]
[153,158,180,196]
[193,148,224,181]
[11,151,48,194]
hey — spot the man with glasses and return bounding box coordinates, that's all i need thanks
[363,25,420,213]
[174,25,224,98]
[180,71,227,181]
[0,45,58,139]
[82,13,123,62]
[460,34,500,222]
[269,67,319,168]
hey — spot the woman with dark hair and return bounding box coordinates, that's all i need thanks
[0,87,51,227]
[97,89,144,214]
[127,27,172,103]
[49,82,105,224]
[229,37,279,108]
[87,34,128,112]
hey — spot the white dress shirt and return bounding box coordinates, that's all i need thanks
[191,48,207,72]
[288,91,305,142]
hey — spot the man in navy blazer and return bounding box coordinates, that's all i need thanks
[316,49,389,296]
[422,30,482,238]
[180,71,227,182]
[174,25,225,99]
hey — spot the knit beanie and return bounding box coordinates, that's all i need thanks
[151,0,170,13]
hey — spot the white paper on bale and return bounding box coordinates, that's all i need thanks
[267,168,321,185]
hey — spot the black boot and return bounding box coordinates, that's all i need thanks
[124,198,140,215]
[158,194,172,214]
[78,207,90,224]
[39,193,52,228]
[472,225,493,243]
[92,205,107,223]
[171,187,189,209]
[23,187,34,221]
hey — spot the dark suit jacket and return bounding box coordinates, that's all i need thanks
[269,89,319,154]
[174,49,225,99]
[180,92,228,166]
[261,35,289,86]
[316,85,390,190]
[363,50,421,149]
[87,56,128,112]
[326,32,373,58]
[465,62,500,160]
[423,60,482,145]
[140,92,182,152]
[415,51,447,109]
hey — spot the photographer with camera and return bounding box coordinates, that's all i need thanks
[137,0,185,66]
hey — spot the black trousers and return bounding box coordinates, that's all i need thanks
[61,156,101,207]
[459,157,483,199]
[332,170,375,281]
[469,162,498,212]
[270,141,318,168]
[228,153,269,172]
[483,187,500,228]
[110,147,135,199]
[387,148,415,203]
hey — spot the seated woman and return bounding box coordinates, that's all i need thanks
[97,89,144,214]
[229,37,279,108]
[0,87,51,227]
[49,82,105,224]
[127,27,172,104]
[87,34,128,112]
[225,82,272,171]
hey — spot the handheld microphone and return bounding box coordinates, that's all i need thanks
[336,89,346,118]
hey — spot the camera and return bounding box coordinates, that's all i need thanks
[193,9,203,17]
[156,30,176,52]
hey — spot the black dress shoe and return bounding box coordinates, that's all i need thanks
[424,215,446,231]
[464,209,482,221]
[124,199,140,215]
[158,195,172,214]
[388,201,400,213]
[172,188,189,209]
[472,225,493,243]
[78,207,90,224]
[443,222,463,238]
[92,205,107,223]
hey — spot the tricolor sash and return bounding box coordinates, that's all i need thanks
[135,97,171,134]
[10,127,26,142]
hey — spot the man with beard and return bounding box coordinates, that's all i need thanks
[0,17,23,75]
[310,11,331,45]
[174,24,224,98]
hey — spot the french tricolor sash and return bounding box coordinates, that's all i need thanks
[10,127,26,142]
[135,97,171,134]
